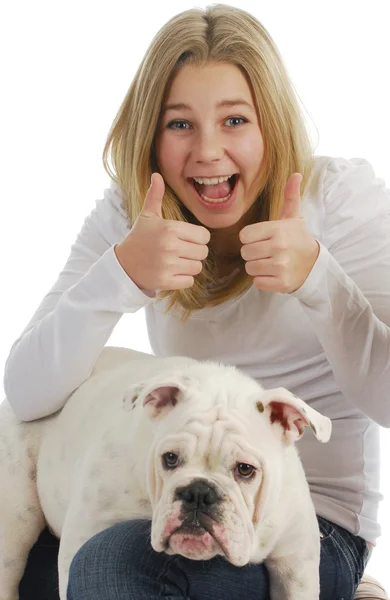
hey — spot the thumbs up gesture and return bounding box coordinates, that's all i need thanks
[115,173,210,292]
[239,173,319,293]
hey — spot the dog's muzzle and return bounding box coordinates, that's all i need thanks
[155,479,249,565]
[171,479,224,541]
[175,480,219,512]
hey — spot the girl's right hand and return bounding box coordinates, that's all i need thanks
[114,173,210,292]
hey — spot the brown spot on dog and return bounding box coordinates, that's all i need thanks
[138,498,151,509]
[29,465,37,482]
[269,402,290,431]
[17,513,28,523]
[256,402,264,413]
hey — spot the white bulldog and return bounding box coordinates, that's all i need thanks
[0,347,331,600]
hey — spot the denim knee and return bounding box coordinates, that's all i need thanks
[67,519,164,600]
[67,518,270,600]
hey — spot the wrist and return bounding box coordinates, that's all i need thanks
[113,244,157,297]
[290,241,329,305]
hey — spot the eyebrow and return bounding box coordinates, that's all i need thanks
[162,98,255,115]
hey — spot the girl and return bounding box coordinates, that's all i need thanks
[6,4,390,599]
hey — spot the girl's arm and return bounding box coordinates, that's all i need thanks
[292,157,390,427]
[4,184,154,421]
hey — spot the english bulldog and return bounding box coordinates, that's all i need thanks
[0,347,331,599]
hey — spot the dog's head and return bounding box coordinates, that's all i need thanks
[123,362,331,566]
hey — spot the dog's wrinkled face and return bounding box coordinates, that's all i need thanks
[149,403,274,566]
[123,363,331,566]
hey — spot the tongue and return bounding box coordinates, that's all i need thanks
[197,180,232,199]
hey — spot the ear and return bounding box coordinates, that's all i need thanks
[123,373,191,418]
[142,385,182,417]
[256,387,332,445]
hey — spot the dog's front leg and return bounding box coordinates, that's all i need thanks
[265,555,320,600]
[57,502,114,600]
[57,529,90,600]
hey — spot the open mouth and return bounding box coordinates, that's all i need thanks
[189,174,239,205]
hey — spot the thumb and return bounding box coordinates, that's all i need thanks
[280,173,303,220]
[141,173,165,219]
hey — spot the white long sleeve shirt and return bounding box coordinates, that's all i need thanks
[4,156,390,545]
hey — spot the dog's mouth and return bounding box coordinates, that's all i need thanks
[166,512,229,560]
[174,513,210,536]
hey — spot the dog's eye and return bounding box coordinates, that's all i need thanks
[163,452,180,469]
[236,463,256,479]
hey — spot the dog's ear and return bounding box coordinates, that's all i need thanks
[257,387,332,445]
[142,385,183,417]
[123,374,191,418]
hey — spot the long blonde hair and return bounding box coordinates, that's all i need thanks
[103,4,316,317]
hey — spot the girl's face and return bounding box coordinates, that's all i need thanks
[155,62,265,232]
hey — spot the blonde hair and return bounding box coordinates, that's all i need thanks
[103,4,316,317]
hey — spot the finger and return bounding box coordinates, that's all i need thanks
[170,275,195,290]
[141,172,165,219]
[240,240,272,262]
[279,173,303,220]
[176,257,204,277]
[175,221,211,245]
[177,240,209,261]
[239,221,275,245]
[253,276,279,292]
[245,258,278,277]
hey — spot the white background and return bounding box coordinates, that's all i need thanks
[1,0,389,590]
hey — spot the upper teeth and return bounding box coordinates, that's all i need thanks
[193,175,233,185]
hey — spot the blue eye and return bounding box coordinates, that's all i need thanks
[166,120,190,130]
[226,117,247,127]
[166,117,248,130]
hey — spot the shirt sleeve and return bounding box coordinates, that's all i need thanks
[291,157,390,427]
[3,182,155,422]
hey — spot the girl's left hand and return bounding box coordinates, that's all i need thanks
[239,173,320,293]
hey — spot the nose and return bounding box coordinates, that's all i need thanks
[193,126,224,164]
[175,480,219,510]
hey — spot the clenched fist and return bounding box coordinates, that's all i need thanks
[239,173,319,294]
[114,173,210,292]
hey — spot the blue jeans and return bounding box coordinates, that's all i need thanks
[63,517,369,600]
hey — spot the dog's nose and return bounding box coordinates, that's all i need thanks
[175,480,218,509]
